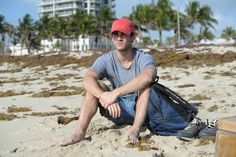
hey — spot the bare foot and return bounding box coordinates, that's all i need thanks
[126,128,140,145]
[59,134,85,147]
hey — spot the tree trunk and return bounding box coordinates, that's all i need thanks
[159,30,163,47]
[190,24,194,45]
[198,25,203,43]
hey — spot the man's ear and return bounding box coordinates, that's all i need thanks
[130,33,136,43]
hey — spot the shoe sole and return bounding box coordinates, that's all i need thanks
[177,135,195,141]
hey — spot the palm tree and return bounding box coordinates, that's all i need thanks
[37,15,55,51]
[96,6,114,37]
[169,9,191,46]
[0,15,8,53]
[185,1,200,44]
[201,27,215,40]
[5,23,17,54]
[47,15,65,52]
[152,0,173,46]
[57,17,71,51]
[96,6,115,49]
[198,5,217,41]
[17,14,35,55]
[185,1,217,43]
[70,10,85,39]
[79,15,96,51]
[221,26,236,41]
[130,4,154,38]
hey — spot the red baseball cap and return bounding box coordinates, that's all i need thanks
[111,18,135,35]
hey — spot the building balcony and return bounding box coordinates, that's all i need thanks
[89,0,101,2]
[54,5,80,11]
[54,0,78,4]
[38,0,53,6]
[39,8,54,12]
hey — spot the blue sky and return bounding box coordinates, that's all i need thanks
[0,0,235,39]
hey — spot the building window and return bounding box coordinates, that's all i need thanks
[103,0,108,4]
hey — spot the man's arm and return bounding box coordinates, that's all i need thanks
[83,70,122,118]
[99,68,156,108]
[83,70,104,98]
[115,68,156,96]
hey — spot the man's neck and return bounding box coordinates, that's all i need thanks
[116,47,134,63]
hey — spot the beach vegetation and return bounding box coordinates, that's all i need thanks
[0,113,17,121]
[32,86,85,97]
[0,90,33,97]
[177,84,195,88]
[57,115,80,125]
[52,105,68,110]
[7,105,32,113]
[189,94,211,101]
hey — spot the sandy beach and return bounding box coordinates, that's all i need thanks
[0,45,236,157]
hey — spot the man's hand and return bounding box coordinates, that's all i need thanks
[107,102,121,118]
[99,91,119,109]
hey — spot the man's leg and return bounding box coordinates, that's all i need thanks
[59,91,99,146]
[127,86,150,144]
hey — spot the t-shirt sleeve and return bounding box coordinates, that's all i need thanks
[90,55,107,80]
[139,53,156,71]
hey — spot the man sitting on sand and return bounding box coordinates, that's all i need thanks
[60,18,157,146]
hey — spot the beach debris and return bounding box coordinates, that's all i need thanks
[52,105,68,110]
[207,105,219,112]
[177,84,195,88]
[0,90,33,97]
[32,86,85,97]
[126,136,159,151]
[160,74,180,81]
[10,148,18,153]
[0,113,17,121]
[0,68,22,73]
[195,136,216,146]
[57,115,80,125]
[189,94,211,101]
[25,111,71,117]
[7,105,32,113]
[44,74,77,82]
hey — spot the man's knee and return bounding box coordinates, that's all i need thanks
[84,81,108,100]
[84,91,96,100]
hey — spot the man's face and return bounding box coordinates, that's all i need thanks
[111,31,133,51]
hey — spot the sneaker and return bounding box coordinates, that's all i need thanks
[176,117,207,141]
[199,119,218,138]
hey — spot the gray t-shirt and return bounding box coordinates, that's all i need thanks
[90,48,156,89]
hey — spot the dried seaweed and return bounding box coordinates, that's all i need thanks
[57,115,80,125]
[7,105,32,113]
[0,113,17,121]
[195,136,216,146]
[52,105,68,110]
[0,90,33,97]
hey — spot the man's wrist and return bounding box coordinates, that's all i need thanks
[112,88,121,98]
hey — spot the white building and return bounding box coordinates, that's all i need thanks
[38,0,115,17]
[37,0,115,52]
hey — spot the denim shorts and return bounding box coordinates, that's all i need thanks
[99,93,138,125]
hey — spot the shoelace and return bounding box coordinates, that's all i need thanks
[185,118,203,130]
[206,119,218,129]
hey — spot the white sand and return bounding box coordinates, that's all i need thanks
[0,46,235,157]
